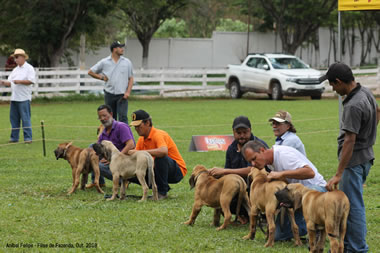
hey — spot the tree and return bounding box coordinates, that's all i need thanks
[0,0,117,67]
[119,0,188,68]
[254,0,336,54]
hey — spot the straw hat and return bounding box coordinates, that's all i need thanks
[11,48,29,60]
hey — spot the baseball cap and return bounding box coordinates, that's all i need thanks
[110,41,125,52]
[232,116,251,129]
[269,110,292,123]
[130,110,150,126]
[319,62,354,83]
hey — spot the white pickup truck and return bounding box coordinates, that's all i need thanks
[226,53,325,100]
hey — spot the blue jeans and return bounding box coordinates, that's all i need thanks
[90,162,111,185]
[129,156,183,196]
[275,184,327,241]
[104,91,128,124]
[10,100,32,142]
[340,162,371,253]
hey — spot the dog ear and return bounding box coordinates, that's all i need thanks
[292,188,303,210]
[189,175,196,190]
[105,148,112,162]
[65,142,72,149]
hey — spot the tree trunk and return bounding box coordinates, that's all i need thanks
[141,38,150,69]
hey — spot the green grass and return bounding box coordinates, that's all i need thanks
[0,97,379,252]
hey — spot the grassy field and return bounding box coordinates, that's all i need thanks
[0,96,379,252]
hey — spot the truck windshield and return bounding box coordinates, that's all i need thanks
[269,57,309,69]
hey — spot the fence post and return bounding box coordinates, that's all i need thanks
[159,69,165,96]
[76,68,80,94]
[202,69,207,87]
[34,68,39,97]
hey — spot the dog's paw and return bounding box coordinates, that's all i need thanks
[242,233,255,240]
[183,220,193,226]
[264,241,274,247]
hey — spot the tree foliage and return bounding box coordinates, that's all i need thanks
[253,0,336,54]
[0,0,116,67]
[118,0,188,68]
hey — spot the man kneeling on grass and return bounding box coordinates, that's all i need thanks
[242,139,327,242]
[209,116,269,223]
[128,110,187,201]
[87,104,135,190]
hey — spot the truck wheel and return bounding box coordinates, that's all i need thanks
[230,81,242,99]
[311,94,322,100]
[271,82,283,100]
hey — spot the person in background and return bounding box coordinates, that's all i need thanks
[269,110,306,156]
[0,49,35,144]
[2,55,17,96]
[88,41,134,124]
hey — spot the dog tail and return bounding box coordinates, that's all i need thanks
[236,176,249,221]
[146,153,154,187]
[145,152,158,200]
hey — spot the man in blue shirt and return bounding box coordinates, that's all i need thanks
[88,41,134,124]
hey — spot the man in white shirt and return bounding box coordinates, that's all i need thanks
[0,49,36,143]
[242,139,327,242]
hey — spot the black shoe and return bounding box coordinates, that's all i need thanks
[104,194,119,199]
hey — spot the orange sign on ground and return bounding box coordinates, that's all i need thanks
[189,135,235,152]
[339,0,380,11]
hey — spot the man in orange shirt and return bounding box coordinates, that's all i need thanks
[129,110,187,200]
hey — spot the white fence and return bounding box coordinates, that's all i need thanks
[0,67,379,100]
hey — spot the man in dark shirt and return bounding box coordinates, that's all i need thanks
[209,116,269,222]
[320,62,380,253]
[210,116,268,179]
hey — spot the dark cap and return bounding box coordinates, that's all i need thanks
[110,41,125,52]
[232,116,251,129]
[319,62,354,83]
[130,110,150,126]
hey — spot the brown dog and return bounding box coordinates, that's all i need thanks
[275,183,350,253]
[243,167,301,247]
[54,142,104,195]
[184,165,249,230]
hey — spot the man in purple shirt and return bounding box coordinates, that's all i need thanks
[86,104,135,188]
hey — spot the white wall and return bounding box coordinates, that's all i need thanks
[2,28,378,70]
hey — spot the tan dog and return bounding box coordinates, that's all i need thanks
[54,142,104,195]
[275,183,350,253]
[97,124,130,189]
[243,167,301,247]
[184,165,249,230]
[92,140,158,201]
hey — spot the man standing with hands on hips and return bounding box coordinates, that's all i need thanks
[320,62,380,253]
[88,41,134,124]
[0,48,36,144]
